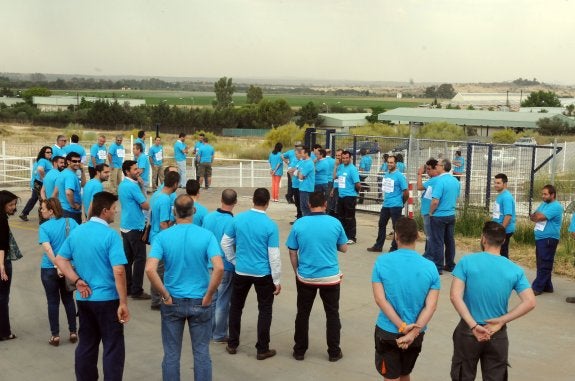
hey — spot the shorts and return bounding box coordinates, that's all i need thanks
[198,163,212,177]
[374,325,424,379]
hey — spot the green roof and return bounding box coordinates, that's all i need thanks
[378,108,573,129]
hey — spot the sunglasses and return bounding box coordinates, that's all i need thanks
[70,159,81,163]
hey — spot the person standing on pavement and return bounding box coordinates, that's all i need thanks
[19,146,52,222]
[452,150,465,182]
[55,191,130,381]
[82,164,110,218]
[282,141,302,204]
[416,158,439,255]
[134,142,150,193]
[174,133,189,188]
[372,217,440,381]
[450,221,536,380]
[145,194,223,381]
[297,146,315,217]
[357,148,372,205]
[492,173,516,259]
[197,137,215,190]
[221,188,281,360]
[135,130,147,154]
[202,188,238,343]
[0,190,20,342]
[314,148,330,198]
[566,215,575,304]
[118,160,151,300]
[148,136,164,192]
[52,135,68,158]
[107,135,125,194]
[40,155,66,200]
[288,149,303,223]
[326,149,341,216]
[186,180,209,227]
[529,184,563,296]
[286,191,348,362]
[333,150,360,245]
[55,152,85,225]
[367,155,408,253]
[268,142,283,202]
[193,133,205,181]
[88,135,107,179]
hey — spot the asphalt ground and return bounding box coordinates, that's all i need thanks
[0,186,574,381]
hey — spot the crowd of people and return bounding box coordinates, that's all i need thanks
[0,133,573,380]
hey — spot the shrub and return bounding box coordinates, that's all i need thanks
[491,129,517,144]
[455,206,490,237]
[264,122,305,149]
[416,121,466,140]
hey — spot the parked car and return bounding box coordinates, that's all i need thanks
[346,141,380,155]
[514,137,537,146]
[483,150,516,165]
[391,140,409,153]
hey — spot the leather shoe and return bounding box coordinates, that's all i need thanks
[131,292,152,300]
[329,351,343,362]
[225,345,237,355]
[366,246,381,252]
[533,290,543,296]
[257,349,277,360]
[293,352,305,361]
[566,297,575,303]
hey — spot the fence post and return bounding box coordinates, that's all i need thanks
[2,141,5,183]
[250,160,255,187]
[239,162,243,187]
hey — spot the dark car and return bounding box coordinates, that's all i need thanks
[391,140,409,153]
[346,141,381,156]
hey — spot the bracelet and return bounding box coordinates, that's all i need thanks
[398,322,407,333]
[471,324,479,331]
[74,277,82,285]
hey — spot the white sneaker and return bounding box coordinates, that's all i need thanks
[346,239,356,245]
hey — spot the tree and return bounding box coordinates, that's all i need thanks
[491,129,518,144]
[21,87,51,104]
[256,99,293,128]
[436,83,456,99]
[246,85,263,104]
[365,106,386,123]
[536,116,572,135]
[213,76,235,110]
[521,90,561,107]
[424,86,437,98]
[295,102,323,127]
[565,104,575,116]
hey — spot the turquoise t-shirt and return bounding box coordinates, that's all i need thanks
[174,140,187,162]
[89,143,107,167]
[108,143,125,169]
[118,178,147,230]
[193,201,208,227]
[533,200,563,240]
[298,158,315,192]
[39,217,79,268]
[492,189,516,234]
[56,168,81,213]
[83,179,104,215]
[569,213,575,233]
[420,176,439,216]
[268,152,284,176]
[148,144,164,166]
[149,191,174,244]
[335,163,360,197]
[431,173,460,217]
[359,155,372,173]
[43,169,60,199]
[203,209,235,272]
[136,154,150,185]
[33,158,52,183]
[382,170,408,208]
[198,144,215,163]
[314,158,330,185]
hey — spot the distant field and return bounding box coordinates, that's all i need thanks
[51,89,428,109]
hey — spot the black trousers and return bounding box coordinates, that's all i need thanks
[293,188,302,219]
[293,279,341,357]
[121,230,146,296]
[337,196,357,241]
[286,173,294,199]
[228,274,275,353]
[500,233,513,259]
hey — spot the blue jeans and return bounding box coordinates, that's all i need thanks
[40,268,77,336]
[176,160,187,187]
[373,207,403,251]
[212,270,233,341]
[299,191,311,216]
[532,238,558,293]
[161,298,212,381]
[76,300,125,381]
[425,215,456,273]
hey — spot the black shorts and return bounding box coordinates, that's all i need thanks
[374,325,425,379]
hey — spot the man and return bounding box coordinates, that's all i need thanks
[107,135,125,194]
[83,164,110,218]
[492,173,516,258]
[416,158,439,254]
[197,137,215,189]
[314,148,330,197]
[282,141,302,204]
[357,148,372,204]
[202,189,238,343]
[221,188,281,360]
[333,150,361,244]
[55,191,130,381]
[286,191,348,362]
[174,133,188,188]
[52,135,67,158]
[297,146,315,217]
[377,153,390,201]
[88,135,107,179]
[118,160,150,300]
[372,217,440,380]
[186,179,208,227]
[529,184,563,295]
[450,221,536,380]
[452,150,465,181]
[55,152,85,224]
[567,216,575,304]
[134,142,150,192]
[148,136,164,191]
[425,158,460,274]
[288,149,303,223]
[367,155,408,253]
[148,171,180,310]
[40,155,66,200]
[65,134,87,169]
[193,133,205,181]
[135,130,147,154]
[326,149,341,216]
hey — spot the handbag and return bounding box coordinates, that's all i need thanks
[7,231,23,261]
[63,218,77,292]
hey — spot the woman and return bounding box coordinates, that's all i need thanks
[20,146,53,222]
[0,190,19,341]
[38,198,78,346]
[268,142,283,202]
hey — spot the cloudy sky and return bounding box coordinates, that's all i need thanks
[2,0,575,84]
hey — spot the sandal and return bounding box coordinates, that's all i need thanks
[0,334,16,341]
[49,336,60,347]
[69,332,78,344]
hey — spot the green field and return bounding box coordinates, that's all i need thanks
[51,89,428,109]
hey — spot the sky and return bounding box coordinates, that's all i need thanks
[2,0,575,85]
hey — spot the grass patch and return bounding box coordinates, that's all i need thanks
[455,206,490,237]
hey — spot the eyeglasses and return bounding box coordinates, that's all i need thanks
[70,159,81,163]
[58,139,67,142]
[45,151,52,154]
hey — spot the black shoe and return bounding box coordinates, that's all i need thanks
[131,292,152,300]
[328,351,343,362]
[150,304,161,311]
[19,214,28,222]
[257,349,277,360]
[225,345,237,355]
[566,297,575,303]
[293,352,305,361]
[443,266,455,273]
[366,246,381,252]
[534,290,543,296]
[285,195,294,204]
[213,336,229,344]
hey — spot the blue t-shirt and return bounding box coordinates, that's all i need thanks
[149,191,174,244]
[335,163,360,198]
[314,158,330,185]
[174,140,187,162]
[149,224,221,299]
[420,176,439,216]
[83,179,104,215]
[382,170,408,208]
[286,213,347,279]
[397,162,406,173]
[298,158,315,192]
[148,144,163,166]
[135,137,147,155]
[372,248,440,333]
[64,143,87,163]
[431,173,460,217]
[193,201,208,227]
[39,217,79,269]
[52,145,67,159]
[136,154,150,185]
[533,200,563,240]
[56,168,81,213]
[492,189,516,234]
[379,162,389,176]
[453,156,465,174]
[43,169,60,199]
[452,252,531,324]
[291,159,301,189]
[118,178,147,230]
[359,155,372,173]
[268,152,284,176]
[203,209,235,272]
[325,157,336,182]
[108,143,125,169]
[282,149,297,167]
[33,158,52,183]
[89,143,107,168]
[198,144,215,163]
[224,209,279,276]
[58,218,127,301]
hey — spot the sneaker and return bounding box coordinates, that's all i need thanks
[366,246,381,252]
[346,239,356,245]
[19,214,28,222]
[257,349,277,360]
[131,292,152,300]
[566,297,575,303]
[225,345,237,355]
[329,351,343,362]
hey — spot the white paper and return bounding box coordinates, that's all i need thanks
[383,178,395,193]
[338,175,346,189]
[97,150,107,160]
[117,149,125,158]
[534,220,547,231]
[492,203,501,219]
[155,151,163,161]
